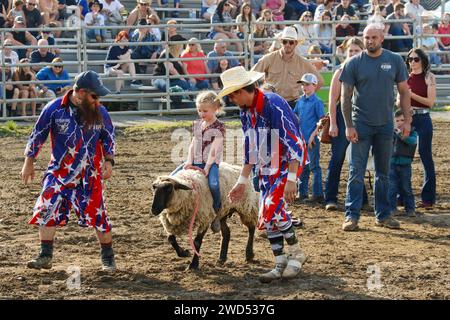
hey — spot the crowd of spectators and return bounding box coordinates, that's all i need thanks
[1,0,450,116]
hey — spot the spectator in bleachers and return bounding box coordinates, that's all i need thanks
[335,14,355,46]
[235,2,255,38]
[105,31,141,93]
[165,18,178,38]
[56,0,67,23]
[13,57,37,116]
[36,56,71,100]
[6,16,37,59]
[180,38,210,90]
[126,0,158,27]
[385,0,401,16]
[265,0,285,26]
[252,17,269,56]
[206,41,240,73]
[313,0,334,22]
[295,11,318,56]
[130,20,159,75]
[437,13,450,52]
[152,34,192,92]
[6,0,25,27]
[78,0,89,18]
[147,13,162,41]
[0,39,20,71]
[260,8,276,36]
[100,0,126,38]
[335,0,360,33]
[209,0,243,52]
[0,0,10,27]
[386,3,413,53]
[314,10,333,54]
[210,58,229,90]
[0,59,20,117]
[307,44,328,71]
[249,0,266,17]
[405,0,424,32]
[285,0,316,21]
[30,38,56,72]
[23,0,43,37]
[85,0,107,44]
[420,23,442,65]
[201,0,217,22]
[36,25,60,55]
[38,0,59,25]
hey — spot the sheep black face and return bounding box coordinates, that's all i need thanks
[151,178,192,216]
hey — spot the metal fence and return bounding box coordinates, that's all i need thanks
[1,10,450,119]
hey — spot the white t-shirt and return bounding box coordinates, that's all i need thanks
[0,51,19,71]
[99,0,124,13]
[84,12,106,26]
[405,2,425,21]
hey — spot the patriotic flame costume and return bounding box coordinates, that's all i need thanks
[25,90,115,232]
[240,89,308,232]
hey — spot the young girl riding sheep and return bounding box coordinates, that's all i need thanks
[172,91,226,233]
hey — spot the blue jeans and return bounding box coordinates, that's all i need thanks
[388,25,413,52]
[325,106,368,204]
[171,162,221,210]
[412,113,436,204]
[388,164,415,212]
[193,79,210,90]
[299,137,323,197]
[153,78,192,91]
[429,52,441,65]
[345,121,393,221]
[286,0,316,19]
[86,29,107,40]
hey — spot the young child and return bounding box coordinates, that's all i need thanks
[172,91,226,233]
[293,73,325,203]
[6,0,25,27]
[84,0,107,44]
[388,110,418,217]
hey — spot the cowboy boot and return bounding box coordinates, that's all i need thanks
[259,254,288,283]
[282,245,307,279]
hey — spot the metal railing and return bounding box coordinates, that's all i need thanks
[1,11,450,119]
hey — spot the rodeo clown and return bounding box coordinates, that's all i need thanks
[221,66,308,283]
[20,70,117,272]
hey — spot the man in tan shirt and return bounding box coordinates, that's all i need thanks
[252,26,324,108]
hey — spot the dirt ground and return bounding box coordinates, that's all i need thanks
[0,119,449,300]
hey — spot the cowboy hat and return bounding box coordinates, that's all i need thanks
[280,26,298,41]
[216,66,265,100]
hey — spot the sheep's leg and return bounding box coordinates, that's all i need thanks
[245,225,256,262]
[187,230,207,270]
[168,235,190,257]
[217,218,231,265]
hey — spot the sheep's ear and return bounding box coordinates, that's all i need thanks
[174,181,192,191]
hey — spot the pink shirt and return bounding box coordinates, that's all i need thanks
[180,51,207,80]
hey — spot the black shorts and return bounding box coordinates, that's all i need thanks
[6,89,15,99]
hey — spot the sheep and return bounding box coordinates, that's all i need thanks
[151,162,259,270]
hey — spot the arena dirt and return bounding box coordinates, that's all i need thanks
[0,120,449,300]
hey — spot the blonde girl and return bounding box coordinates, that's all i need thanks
[171,91,226,233]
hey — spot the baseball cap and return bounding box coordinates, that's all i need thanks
[74,70,110,96]
[297,73,318,85]
[14,16,25,24]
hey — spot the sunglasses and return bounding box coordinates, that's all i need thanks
[407,57,420,63]
[139,3,149,5]
[282,40,296,45]
[224,3,230,6]
[27,2,37,5]
[90,93,99,100]
[188,43,195,46]
[53,66,63,69]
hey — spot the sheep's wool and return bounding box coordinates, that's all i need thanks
[157,162,259,236]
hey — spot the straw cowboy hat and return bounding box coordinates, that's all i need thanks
[216,66,265,100]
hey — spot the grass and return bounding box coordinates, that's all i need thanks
[0,121,32,137]
[124,119,242,135]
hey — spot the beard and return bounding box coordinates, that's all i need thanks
[367,43,382,53]
[78,95,103,129]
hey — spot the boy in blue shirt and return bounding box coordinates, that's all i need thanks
[388,109,418,217]
[293,73,325,203]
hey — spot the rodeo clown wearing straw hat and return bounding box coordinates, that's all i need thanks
[222,66,309,283]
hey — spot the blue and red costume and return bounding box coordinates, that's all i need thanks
[25,90,115,232]
[240,89,308,232]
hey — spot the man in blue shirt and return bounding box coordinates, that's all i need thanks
[339,24,412,231]
[206,41,240,74]
[293,73,325,203]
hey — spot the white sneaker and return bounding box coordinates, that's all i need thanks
[259,254,287,283]
[282,247,307,279]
